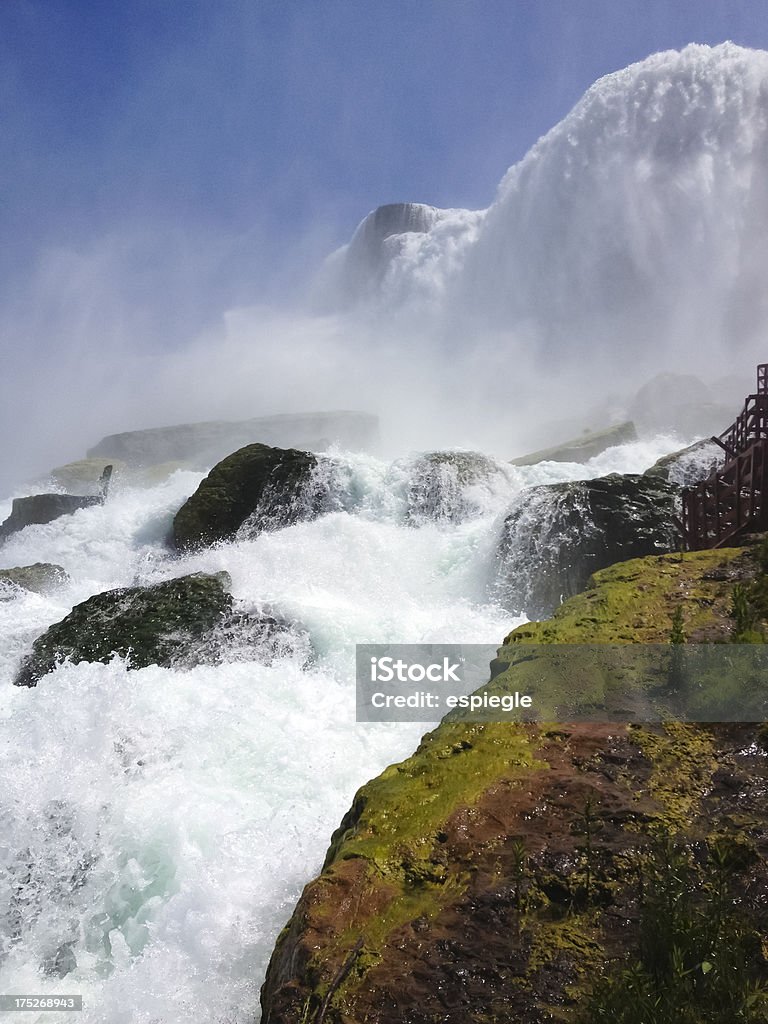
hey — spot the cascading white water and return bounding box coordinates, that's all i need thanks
[324,43,768,375]
[0,435,686,1022]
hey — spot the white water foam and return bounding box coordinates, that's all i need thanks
[0,435,687,1022]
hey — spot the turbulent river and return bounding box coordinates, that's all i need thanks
[0,436,691,1022]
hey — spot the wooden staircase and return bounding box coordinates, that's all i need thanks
[681,364,768,550]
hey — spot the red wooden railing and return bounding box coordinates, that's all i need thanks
[682,364,768,550]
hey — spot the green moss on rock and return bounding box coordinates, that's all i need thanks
[261,542,768,1024]
[172,443,319,549]
[14,572,232,686]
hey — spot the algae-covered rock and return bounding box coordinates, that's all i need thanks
[0,563,69,598]
[510,421,637,467]
[14,572,233,686]
[0,493,103,544]
[261,544,768,1024]
[407,450,504,524]
[497,473,679,617]
[173,443,324,550]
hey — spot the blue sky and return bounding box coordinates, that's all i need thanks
[3,1,768,490]
[4,1,768,323]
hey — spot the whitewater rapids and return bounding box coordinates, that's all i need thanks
[0,435,693,1023]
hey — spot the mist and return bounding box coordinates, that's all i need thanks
[5,22,768,497]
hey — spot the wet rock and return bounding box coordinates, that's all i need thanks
[407,451,503,524]
[497,473,679,618]
[261,545,768,1024]
[644,437,723,486]
[510,421,637,467]
[14,572,233,686]
[0,493,102,543]
[87,411,379,468]
[0,563,69,597]
[173,443,324,550]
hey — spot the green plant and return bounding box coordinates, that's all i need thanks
[572,795,601,905]
[669,605,686,645]
[577,835,768,1023]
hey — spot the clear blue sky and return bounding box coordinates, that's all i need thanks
[3,0,768,340]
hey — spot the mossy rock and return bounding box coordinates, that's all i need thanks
[14,572,233,686]
[261,544,768,1024]
[497,473,680,617]
[172,443,321,549]
[0,563,69,598]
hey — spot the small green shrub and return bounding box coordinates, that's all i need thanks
[577,835,768,1024]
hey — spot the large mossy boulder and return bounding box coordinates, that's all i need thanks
[0,563,69,598]
[407,451,503,524]
[497,473,679,617]
[261,545,768,1024]
[14,572,233,686]
[173,443,323,550]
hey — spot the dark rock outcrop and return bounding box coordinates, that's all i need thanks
[0,494,102,543]
[173,444,324,550]
[0,563,69,597]
[14,572,233,686]
[496,473,679,617]
[407,451,502,524]
[87,411,379,468]
[510,421,637,467]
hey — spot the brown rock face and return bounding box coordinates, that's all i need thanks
[262,721,768,1024]
[261,544,768,1024]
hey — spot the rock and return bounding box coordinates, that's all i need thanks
[86,412,379,468]
[182,610,313,669]
[0,493,103,544]
[644,437,724,486]
[172,443,323,550]
[510,421,637,466]
[496,473,679,617]
[261,545,768,1024]
[407,451,504,524]
[47,458,125,494]
[14,572,233,686]
[0,563,69,597]
[629,373,731,436]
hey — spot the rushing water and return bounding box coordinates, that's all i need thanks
[0,436,686,1022]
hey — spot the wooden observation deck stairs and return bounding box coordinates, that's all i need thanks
[682,363,768,550]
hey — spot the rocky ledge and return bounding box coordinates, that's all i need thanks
[261,542,768,1024]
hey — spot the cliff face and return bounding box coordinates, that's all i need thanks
[261,544,768,1024]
